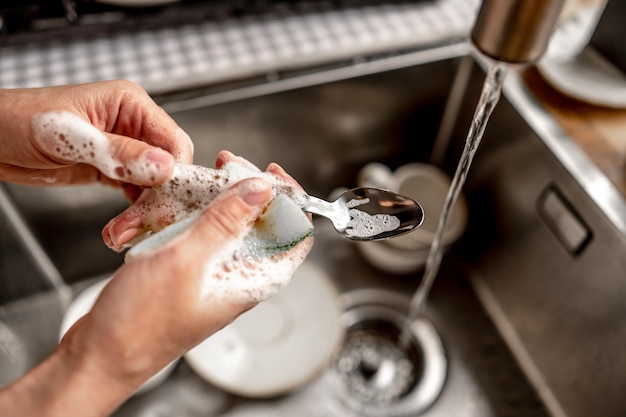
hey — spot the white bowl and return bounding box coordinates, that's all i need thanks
[356,163,467,274]
[357,239,430,275]
[387,163,467,250]
[59,277,178,395]
[184,261,344,398]
[357,162,393,189]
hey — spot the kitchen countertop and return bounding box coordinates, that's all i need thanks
[523,66,626,198]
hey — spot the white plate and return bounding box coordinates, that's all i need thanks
[59,277,178,395]
[59,278,110,340]
[184,261,344,398]
[538,48,626,109]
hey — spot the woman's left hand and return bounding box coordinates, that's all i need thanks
[0,81,193,198]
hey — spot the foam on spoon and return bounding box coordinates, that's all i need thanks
[345,197,401,238]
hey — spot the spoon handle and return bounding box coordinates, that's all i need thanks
[299,195,350,228]
[272,183,352,230]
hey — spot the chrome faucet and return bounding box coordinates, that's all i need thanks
[471,0,566,64]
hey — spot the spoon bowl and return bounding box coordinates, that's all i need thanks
[299,187,424,242]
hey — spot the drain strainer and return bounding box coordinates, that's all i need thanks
[329,289,447,417]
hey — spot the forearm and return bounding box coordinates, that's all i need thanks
[0,342,134,417]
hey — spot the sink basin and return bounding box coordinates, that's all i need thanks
[3,47,622,416]
[1,54,455,285]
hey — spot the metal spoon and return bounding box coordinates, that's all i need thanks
[297,187,424,242]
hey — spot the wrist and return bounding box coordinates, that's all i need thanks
[0,339,134,417]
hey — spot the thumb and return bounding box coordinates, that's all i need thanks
[184,177,272,248]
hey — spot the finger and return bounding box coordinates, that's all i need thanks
[178,177,305,306]
[0,163,100,186]
[0,161,134,189]
[266,162,304,192]
[185,177,272,247]
[33,110,175,187]
[112,104,194,165]
[105,131,175,185]
[266,162,312,221]
[101,187,145,243]
[122,183,144,202]
[102,176,273,252]
[88,80,194,164]
[215,150,261,171]
[102,188,156,252]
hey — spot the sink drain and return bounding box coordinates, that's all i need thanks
[328,289,447,417]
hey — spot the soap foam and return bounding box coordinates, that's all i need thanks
[122,162,303,237]
[32,110,166,183]
[203,239,304,303]
[344,198,401,238]
[31,111,312,303]
[125,160,312,303]
[345,209,401,238]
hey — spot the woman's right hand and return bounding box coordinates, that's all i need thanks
[1,176,313,417]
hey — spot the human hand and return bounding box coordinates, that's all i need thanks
[1,174,312,416]
[62,175,313,414]
[103,150,309,251]
[93,150,313,385]
[0,81,193,197]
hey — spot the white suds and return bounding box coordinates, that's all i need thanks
[345,209,400,238]
[346,198,370,208]
[32,110,164,183]
[202,247,301,303]
[124,160,312,303]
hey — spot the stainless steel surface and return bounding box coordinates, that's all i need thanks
[159,42,471,113]
[4,50,467,284]
[471,0,565,63]
[536,186,591,255]
[544,0,607,61]
[0,320,29,386]
[302,187,424,241]
[0,185,64,303]
[491,53,626,236]
[442,59,626,417]
[0,56,554,416]
[0,5,623,409]
[329,289,446,417]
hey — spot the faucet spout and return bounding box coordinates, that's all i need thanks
[471,0,566,64]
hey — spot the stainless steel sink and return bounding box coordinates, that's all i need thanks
[1,45,624,417]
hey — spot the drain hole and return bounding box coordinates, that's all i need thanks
[335,319,423,404]
[328,291,447,417]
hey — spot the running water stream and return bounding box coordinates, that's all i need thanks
[400,61,509,348]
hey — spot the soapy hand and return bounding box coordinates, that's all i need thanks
[0,81,193,198]
[103,150,307,251]
[1,174,312,417]
[60,176,312,405]
[0,83,314,417]
[57,157,313,414]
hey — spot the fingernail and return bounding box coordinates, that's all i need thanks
[113,228,140,248]
[239,178,271,206]
[145,148,174,166]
